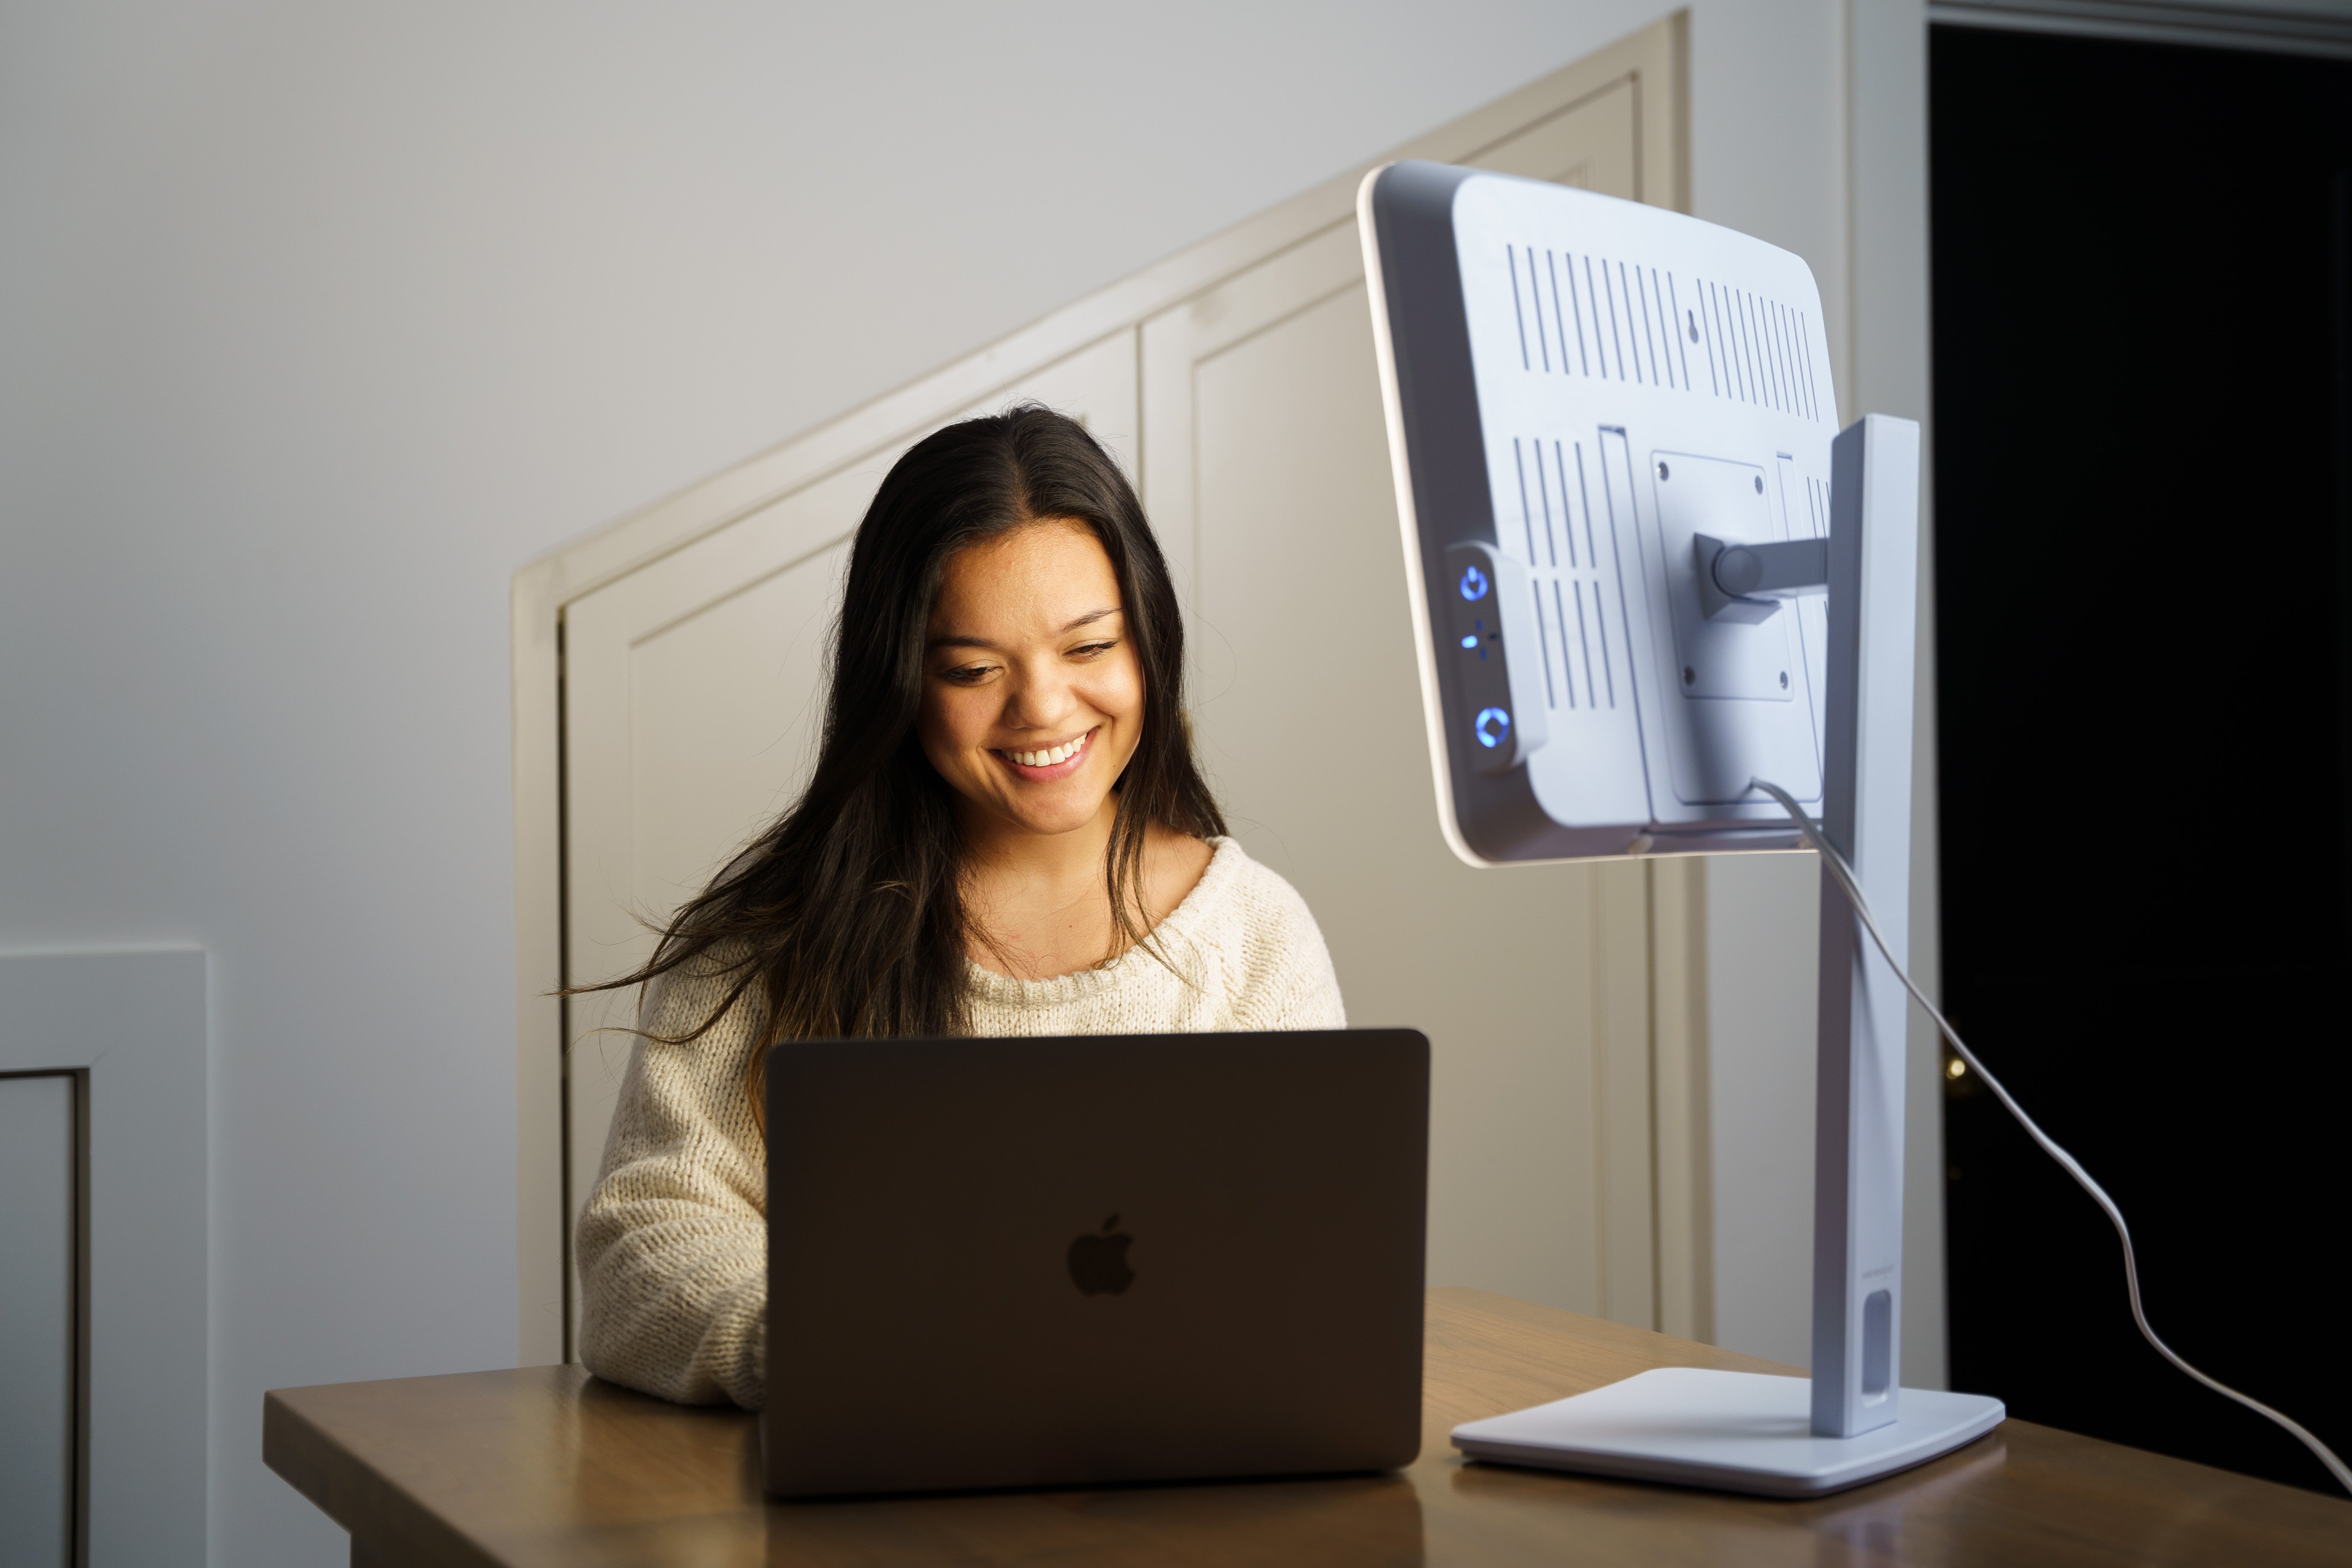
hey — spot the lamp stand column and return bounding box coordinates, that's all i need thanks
[1810,413,1921,1438]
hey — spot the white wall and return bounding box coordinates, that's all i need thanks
[0,3,1858,1561]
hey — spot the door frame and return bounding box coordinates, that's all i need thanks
[508,15,1689,1363]
[0,951,208,1566]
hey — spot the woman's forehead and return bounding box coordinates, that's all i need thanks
[930,521,1121,636]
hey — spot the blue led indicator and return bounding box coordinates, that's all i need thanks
[1459,565,1490,602]
[1474,707,1512,749]
[1459,634,1478,650]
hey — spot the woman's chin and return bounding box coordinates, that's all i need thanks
[985,782,1113,840]
[1012,802,1112,839]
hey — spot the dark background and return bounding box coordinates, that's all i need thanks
[1932,24,2352,1494]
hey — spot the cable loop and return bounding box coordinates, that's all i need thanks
[1750,776,2350,1496]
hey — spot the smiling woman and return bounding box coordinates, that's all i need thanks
[922,518,1220,984]
[566,405,1345,1409]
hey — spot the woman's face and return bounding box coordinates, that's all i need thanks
[918,520,1145,841]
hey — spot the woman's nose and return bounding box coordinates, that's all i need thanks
[1000,663,1080,729]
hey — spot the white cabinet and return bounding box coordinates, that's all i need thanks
[515,15,1698,1361]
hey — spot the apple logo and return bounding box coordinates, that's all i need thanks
[1067,1213,1135,1296]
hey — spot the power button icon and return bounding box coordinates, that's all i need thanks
[1459,564,1490,601]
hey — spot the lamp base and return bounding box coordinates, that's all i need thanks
[1451,1367,2004,1498]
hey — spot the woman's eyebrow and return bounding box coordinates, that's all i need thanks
[927,608,1121,652]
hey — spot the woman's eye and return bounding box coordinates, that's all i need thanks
[942,665,993,685]
[1070,640,1117,659]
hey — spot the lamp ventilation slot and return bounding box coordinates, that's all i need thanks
[1504,245,1823,423]
[1512,434,1615,711]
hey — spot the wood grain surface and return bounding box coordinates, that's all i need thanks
[265,1287,2352,1566]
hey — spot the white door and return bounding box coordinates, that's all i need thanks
[532,15,1693,1356]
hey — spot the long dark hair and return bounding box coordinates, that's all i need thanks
[573,405,1225,1117]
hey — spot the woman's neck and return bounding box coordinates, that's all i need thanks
[957,793,1119,895]
[954,798,1214,983]
[956,794,1123,980]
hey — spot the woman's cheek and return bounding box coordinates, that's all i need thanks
[1099,653,1146,720]
[919,687,983,778]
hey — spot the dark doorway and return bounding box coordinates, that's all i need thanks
[1931,24,2352,1494]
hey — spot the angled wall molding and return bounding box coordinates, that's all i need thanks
[0,950,208,1567]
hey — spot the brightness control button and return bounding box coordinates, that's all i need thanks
[1442,538,1544,776]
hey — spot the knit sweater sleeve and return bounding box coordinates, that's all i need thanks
[574,957,769,1410]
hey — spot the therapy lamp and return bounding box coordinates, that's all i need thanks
[1358,158,1995,1496]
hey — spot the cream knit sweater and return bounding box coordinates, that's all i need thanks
[574,837,1345,1409]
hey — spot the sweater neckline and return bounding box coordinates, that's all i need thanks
[962,836,1241,1007]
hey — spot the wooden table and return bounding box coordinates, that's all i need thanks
[266,1287,2350,1565]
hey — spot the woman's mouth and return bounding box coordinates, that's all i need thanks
[995,727,1096,781]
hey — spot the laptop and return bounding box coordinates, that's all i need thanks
[761,1028,1429,1498]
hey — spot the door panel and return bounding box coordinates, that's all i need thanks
[1465,77,1639,193]
[1140,81,1662,1323]
[560,332,1137,1336]
[1184,285,1653,1317]
[1139,221,1364,615]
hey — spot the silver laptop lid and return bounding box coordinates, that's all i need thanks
[763,1028,1429,1498]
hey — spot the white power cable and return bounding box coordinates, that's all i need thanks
[1750,776,2352,1497]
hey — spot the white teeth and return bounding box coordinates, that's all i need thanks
[1010,732,1087,769]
